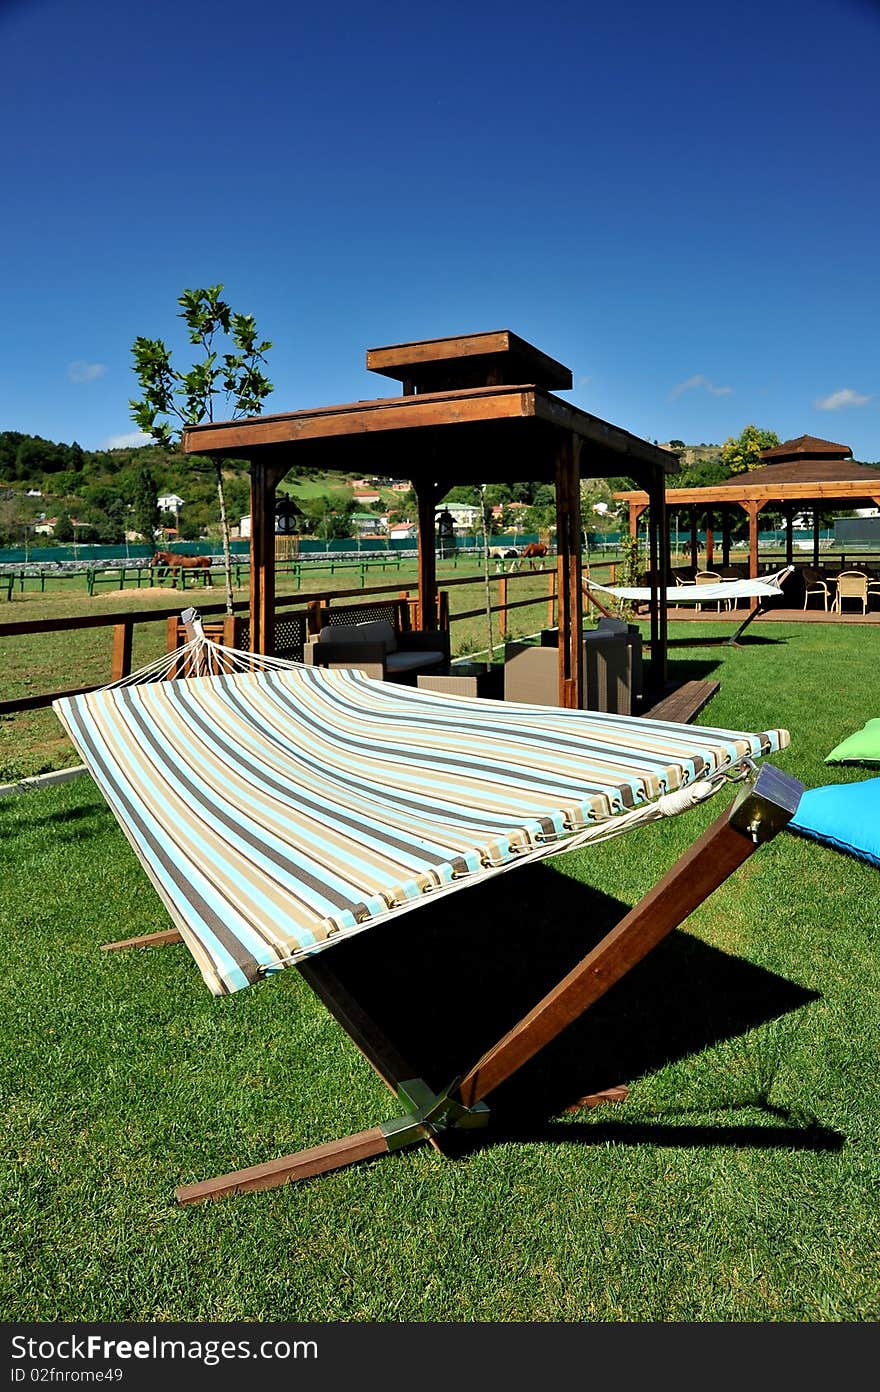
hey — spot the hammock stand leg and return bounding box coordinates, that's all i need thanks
[101,928,184,951]
[725,602,766,646]
[653,602,769,651]
[174,763,802,1204]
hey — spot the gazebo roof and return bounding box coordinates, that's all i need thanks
[366,329,573,393]
[183,382,679,486]
[760,434,852,462]
[615,451,880,509]
[703,457,879,495]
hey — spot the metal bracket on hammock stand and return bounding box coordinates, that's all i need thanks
[380,1078,490,1152]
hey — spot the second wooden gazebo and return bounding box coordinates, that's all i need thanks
[183,331,679,704]
[616,435,880,599]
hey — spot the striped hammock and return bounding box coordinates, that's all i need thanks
[587,565,793,605]
[53,630,789,997]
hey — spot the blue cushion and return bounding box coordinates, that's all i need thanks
[789,777,880,868]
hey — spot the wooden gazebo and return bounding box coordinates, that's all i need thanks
[183,331,679,704]
[616,434,880,595]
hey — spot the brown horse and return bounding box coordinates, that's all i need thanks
[150,551,213,587]
[521,541,548,570]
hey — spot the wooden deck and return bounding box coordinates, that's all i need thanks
[641,680,720,724]
[663,605,880,626]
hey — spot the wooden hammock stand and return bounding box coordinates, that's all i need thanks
[104,763,802,1203]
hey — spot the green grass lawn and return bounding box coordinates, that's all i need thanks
[1,622,878,1321]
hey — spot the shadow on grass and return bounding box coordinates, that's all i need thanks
[448,1115,842,1157]
[0,797,110,843]
[666,634,787,649]
[325,860,839,1156]
[653,656,722,681]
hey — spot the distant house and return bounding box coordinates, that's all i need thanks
[437,502,479,530]
[388,522,416,541]
[351,512,385,536]
[158,493,185,516]
[352,489,381,505]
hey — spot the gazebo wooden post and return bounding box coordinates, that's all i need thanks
[741,500,766,611]
[413,479,441,631]
[555,434,584,709]
[812,508,821,568]
[689,508,699,571]
[705,515,714,568]
[628,500,645,540]
[721,508,731,567]
[249,460,279,655]
[784,504,794,565]
[647,467,668,697]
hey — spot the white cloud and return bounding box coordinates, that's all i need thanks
[814,387,871,410]
[68,360,107,383]
[103,430,152,450]
[669,373,733,400]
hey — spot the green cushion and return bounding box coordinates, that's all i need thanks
[825,718,880,765]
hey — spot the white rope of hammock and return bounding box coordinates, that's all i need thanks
[107,615,307,687]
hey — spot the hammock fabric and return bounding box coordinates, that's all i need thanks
[54,661,789,997]
[587,566,793,605]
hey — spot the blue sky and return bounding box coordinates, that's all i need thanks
[1,0,878,461]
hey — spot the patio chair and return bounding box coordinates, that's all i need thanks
[52,611,802,1203]
[832,571,869,615]
[304,617,449,682]
[694,571,731,613]
[802,568,831,612]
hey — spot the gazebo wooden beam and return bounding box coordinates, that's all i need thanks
[414,480,442,632]
[250,461,278,655]
[738,500,767,605]
[722,509,731,568]
[647,469,668,696]
[615,479,880,507]
[555,436,584,709]
[184,387,675,477]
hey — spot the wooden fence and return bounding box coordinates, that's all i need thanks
[1,564,614,716]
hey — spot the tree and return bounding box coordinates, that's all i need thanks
[720,425,779,475]
[53,511,74,542]
[130,284,273,613]
[131,464,160,544]
[302,491,355,541]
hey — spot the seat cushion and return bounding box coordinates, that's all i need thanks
[384,650,446,673]
[824,718,880,765]
[318,620,397,653]
[789,777,880,868]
